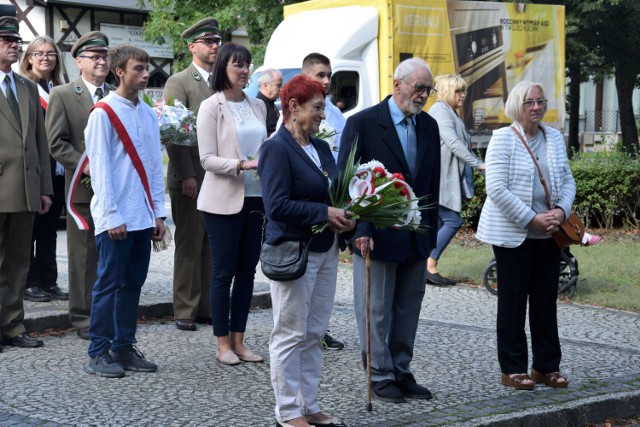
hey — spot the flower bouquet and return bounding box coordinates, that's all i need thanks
[312,142,428,234]
[142,94,197,146]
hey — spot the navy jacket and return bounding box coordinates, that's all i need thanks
[337,96,441,263]
[259,125,343,253]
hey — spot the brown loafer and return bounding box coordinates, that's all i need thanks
[176,319,196,331]
[531,368,569,388]
[233,347,264,363]
[501,373,534,390]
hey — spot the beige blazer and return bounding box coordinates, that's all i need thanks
[162,63,213,190]
[47,78,112,203]
[0,72,52,212]
[196,91,266,215]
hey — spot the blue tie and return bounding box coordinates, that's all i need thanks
[405,117,417,176]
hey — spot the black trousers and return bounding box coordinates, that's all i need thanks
[493,238,562,374]
[26,174,65,290]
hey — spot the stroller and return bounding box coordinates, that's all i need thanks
[482,248,579,299]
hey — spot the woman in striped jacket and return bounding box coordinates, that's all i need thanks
[477,81,575,391]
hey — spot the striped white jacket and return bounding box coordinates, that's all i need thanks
[476,122,575,248]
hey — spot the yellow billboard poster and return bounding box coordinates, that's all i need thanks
[392,0,565,134]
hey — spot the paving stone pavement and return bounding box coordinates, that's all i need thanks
[3,223,640,426]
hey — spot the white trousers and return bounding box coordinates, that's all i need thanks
[270,240,338,422]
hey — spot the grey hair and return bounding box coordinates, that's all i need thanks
[504,80,547,122]
[257,68,282,85]
[394,57,432,81]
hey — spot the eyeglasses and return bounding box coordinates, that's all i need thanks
[0,36,23,48]
[523,98,547,108]
[401,79,436,96]
[230,63,250,71]
[194,38,221,46]
[455,89,467,95]
[32,51,58,59]
[78,55,109,63]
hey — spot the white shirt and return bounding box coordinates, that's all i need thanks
[0,70,18,101]
[82,78,106,104]
[192,62,211,86]
[85,92,167,235]
[322,96,346,160]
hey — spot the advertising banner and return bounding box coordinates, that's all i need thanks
[393,0,565,134]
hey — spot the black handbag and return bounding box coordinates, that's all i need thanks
[260,240,310,281]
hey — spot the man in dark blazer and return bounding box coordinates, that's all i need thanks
[0,16,53,349]
[162,18,218,331]
[337,57,440,403]
[47,31,111,340]
[255,68,282,135]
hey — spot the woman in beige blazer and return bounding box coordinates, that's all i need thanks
[196,43,267,365]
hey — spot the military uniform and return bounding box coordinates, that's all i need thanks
[163,18,221,329]
[47,31,111,336]
[0,17,52,347]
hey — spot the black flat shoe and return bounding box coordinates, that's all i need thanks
[3,332,44,348]
[398,374,433,400]
[372,379,406,403]
[24,286,53,302]
[44,285,69,301]
[425,271,456,286]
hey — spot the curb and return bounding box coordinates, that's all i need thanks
[24,291,272,334]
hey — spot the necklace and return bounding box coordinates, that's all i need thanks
[295,137,329,177]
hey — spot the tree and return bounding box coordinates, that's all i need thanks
[140,0,304,70]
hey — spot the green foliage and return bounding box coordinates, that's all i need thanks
[140,0,305,70]
[462,151,640,231]
[571,151,640,229]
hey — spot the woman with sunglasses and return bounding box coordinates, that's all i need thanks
[20,36,69,303]
[196,43,267,366]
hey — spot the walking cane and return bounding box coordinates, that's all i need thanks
[365,250,373,411]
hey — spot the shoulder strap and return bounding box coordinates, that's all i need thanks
[92,101,154,208]
[510,126,551,210]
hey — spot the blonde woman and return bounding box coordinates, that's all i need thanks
[20,36,69,302]
[426,74,484,286]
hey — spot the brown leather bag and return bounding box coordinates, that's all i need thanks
[511,126,585,249]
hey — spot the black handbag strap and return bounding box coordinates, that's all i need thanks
[511,126,552,211]
[257,211,312,247]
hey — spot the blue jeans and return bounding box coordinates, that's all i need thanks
[202,197,264,336]
[87,228,152,358]
[430,205,462,260]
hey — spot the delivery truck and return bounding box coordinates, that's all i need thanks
[245,0,565,145]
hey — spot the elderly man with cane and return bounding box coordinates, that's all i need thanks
[338,57,440,405]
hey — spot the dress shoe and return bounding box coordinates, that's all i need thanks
[0,343,3,352]
[425,271,456,286]
[216,349,241,366]
[232,346,264,363]
[3,332,44,348]
[44,285,69,301]
[77,326,90,340]
[371,379,406,403]
[195,316,213,325]
[397,374,433,400]
[23,286,53,302]
[176,319,196,331]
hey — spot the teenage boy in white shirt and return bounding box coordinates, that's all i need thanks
[83,45,166,378]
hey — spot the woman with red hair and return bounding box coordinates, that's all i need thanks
[259,75,355,427]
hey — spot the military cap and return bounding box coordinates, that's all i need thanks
[71,31,109,58]
[182,18,221,43]
[0,16,20,38]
